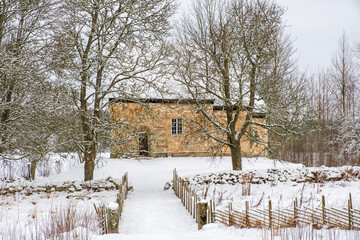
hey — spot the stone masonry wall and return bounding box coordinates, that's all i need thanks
[109,101,267,158]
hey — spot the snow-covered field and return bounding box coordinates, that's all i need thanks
[186,166,360,211]
[1,154,359,239]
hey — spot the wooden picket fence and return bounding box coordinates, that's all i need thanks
[173,168,360,231]
[94,172,129,234]
[216,194,360,230]
[116,172,129,215]
[173,168,215,226]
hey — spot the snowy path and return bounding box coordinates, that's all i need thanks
[116,159,198,235]
[119,190,197,234]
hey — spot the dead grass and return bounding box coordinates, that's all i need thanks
[241,173,253,196]
[0,201,99,240]
[262,226,360,240]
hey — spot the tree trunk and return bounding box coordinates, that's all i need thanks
[230,144,242,170]
[0,79,15,154]
[29,160,37,181]
[84,142,96,181]
[79,7,98,181]
[0,135,5,153]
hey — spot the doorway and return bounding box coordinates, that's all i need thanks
[139,132,149,156]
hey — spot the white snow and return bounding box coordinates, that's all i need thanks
[90,156,296,239]
[1,154,360,239]
[107,202,119,210]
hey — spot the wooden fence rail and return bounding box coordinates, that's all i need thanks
[173,168,360,231]
[173,168,215,229]
[215,194,360,231]
[94,172,129,234]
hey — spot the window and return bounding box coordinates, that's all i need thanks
[171,118,183,135]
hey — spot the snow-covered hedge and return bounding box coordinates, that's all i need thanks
[189,166,360,185]
[0,177,122,195]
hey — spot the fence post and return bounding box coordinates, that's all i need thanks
[348,193,352,229]
[190,192,193,216]
[349,193,353,209]
[184,182,187,208]
[117,190,122,214]
[125,172,128,194]
[212,200,215,223]
[268,200,272,229]
[173,169,176,196]
[179,178,182,201]
[188,184,191,212]
[321,195,326,225]
[176,170,179,197]
[176,175,179,197]
[186,182,190,212]
[186,182,189,211]
[106,203,120,233]
[197,201,208,230]
[180,178,183,203]
[209,200,213,223]
[293,198,298,226]
[194,196,197,220]
[245,201,249,227]
[228,202,233,226]
[182,180,185,206]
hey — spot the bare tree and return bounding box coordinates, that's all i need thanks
[171,0,305,170]
[0,0,82,181]
[279,33,360,167]
[0,0,53,153]
[326,34,360,164]
[329,33,357,117]
[51,0,175,180]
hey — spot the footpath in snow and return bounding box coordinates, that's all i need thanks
[88,156,296,240]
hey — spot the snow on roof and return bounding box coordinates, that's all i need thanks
[109,98,214,104]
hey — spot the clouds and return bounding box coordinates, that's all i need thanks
[178,0,360,72]
[277,0,360,71]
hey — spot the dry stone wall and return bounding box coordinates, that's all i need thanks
[0,177,123,196]
[188,166,360,185]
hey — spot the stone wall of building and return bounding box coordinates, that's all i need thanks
[213,110,268,157]
[109,100,267,158]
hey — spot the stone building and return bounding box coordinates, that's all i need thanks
[109,98,267,158]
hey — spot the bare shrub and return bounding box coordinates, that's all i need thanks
[241,173,253,196]
[1,201,99,240]
[94,203,107,234]
[54,160,63,175]
[215,189,227,206]
[43,202,97,239]
[38,160,51,178]
[202,184,211,199]
[253,192,265,208]
[263,226,360,240]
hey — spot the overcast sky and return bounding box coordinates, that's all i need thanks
[177,0,360,73]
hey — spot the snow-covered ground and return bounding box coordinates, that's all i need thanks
[93,156,297,240]
[186,166,360,211]
[1,154,359,239]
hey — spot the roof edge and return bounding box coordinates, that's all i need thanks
[109,98,266,118]
[213,106,266,118]
[109,98,215,104]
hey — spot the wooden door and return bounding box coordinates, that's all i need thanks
[139,132,148,156]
